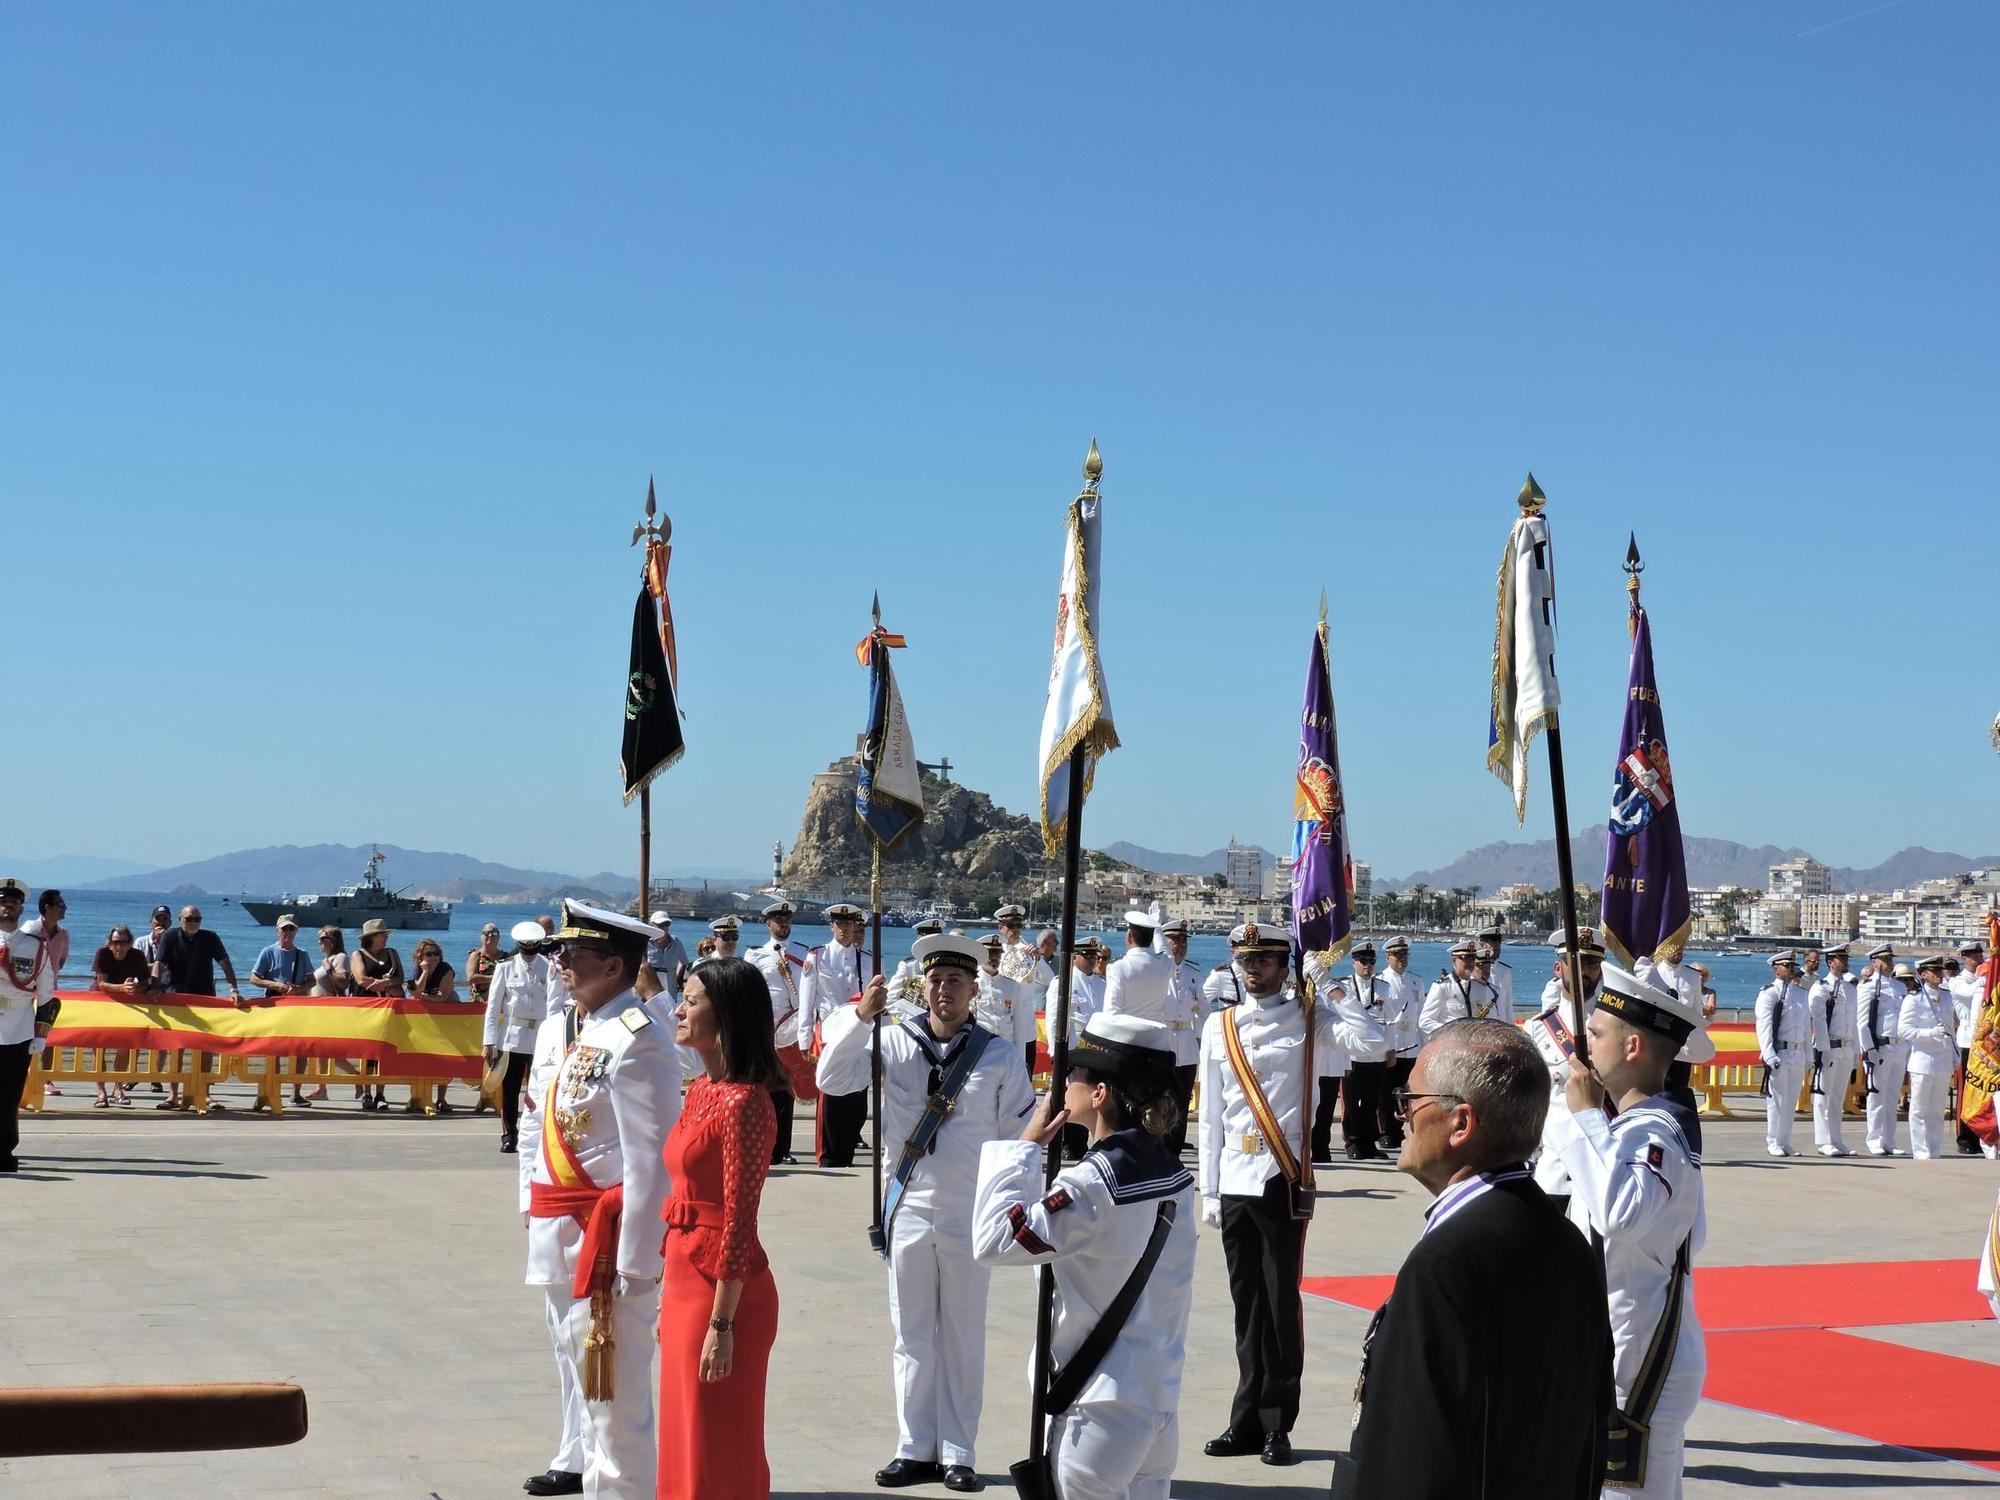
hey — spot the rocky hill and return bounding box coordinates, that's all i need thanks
[782,760,1045,898]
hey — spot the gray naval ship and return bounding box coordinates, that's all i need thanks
[241,847,452,931]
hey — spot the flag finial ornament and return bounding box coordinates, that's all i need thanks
[1084,439,1102,485]
[1518,472,1547,516]
[1625,533,1644,634]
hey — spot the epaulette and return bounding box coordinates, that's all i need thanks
[621,1008,653,1033]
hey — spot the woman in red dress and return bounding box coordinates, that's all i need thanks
[659,955,781,1500]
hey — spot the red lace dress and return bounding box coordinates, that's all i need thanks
[656,1077,777,1500]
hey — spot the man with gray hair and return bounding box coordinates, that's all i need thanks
[1338,1019,1612,1499]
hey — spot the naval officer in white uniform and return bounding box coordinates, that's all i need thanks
[1808,943,1860,1157]
[817,933,1035,1493]
[1158,919,1207,1153]
[798,902,878,1167]
[1547,961,1710,1500]
[1419,938,1500,1036]
[1899,956,1959,1160]
[975,934,1040,1066]
[1856,943,1910,1155]
[974,1013,1197,1500]
[1754,952,1811,1157]
[485,919,557,1155]
[747,899,810,1166]
[517,901,680,1500]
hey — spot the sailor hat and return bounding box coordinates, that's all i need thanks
[557,900,658,957]
[1448,937,1479,958]
[1767,951,1798,968]
[1477,924,1503,941]
[510,920,546,947]
[1123,905,1162,931]
[977,933,1005,950]
[1597,960,1716,1062]
[1069,1013,1177,1082]
[760,900,794,919]
[1350,939,1377,959]
[1821,941,1850,958]
[825,903,865,922]
[1867,942,1895,959]
[1958,939,1986,955]
[1384,935,1411,953]
[1228,921,1292,956]
[993,903,1028,923]
[1472,945,1496,963]
[914,917,944,935]
[0,878,25,902]
[708,915,741,936]
[1916,955,1946,973]
[913,932,982,976]
[1157,918,1190,938]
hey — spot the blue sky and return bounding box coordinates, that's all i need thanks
[6,3,1995,882]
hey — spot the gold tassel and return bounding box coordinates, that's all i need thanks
[581,1287,615,1402]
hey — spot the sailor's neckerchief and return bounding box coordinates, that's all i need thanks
[1081,1126,1193,1204]
[899,1014,991,1156]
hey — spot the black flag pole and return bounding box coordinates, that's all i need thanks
[869,841,885,1246]
[1028,743,1087,1464]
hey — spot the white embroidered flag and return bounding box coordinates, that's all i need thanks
[1038,443,1119,854]
[1487,477,1562,823]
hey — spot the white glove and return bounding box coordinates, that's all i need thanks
[28,1037,46,1056]
[1201,1197,1222,1228]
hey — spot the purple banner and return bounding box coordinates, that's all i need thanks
[1601,604,1692,966]
[1290,624,1352,960]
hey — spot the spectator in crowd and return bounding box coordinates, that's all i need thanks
[647,911,689,1006]
[249,915,319,1110]
[409,937,461,1113]
[91,923,149,1107]
[350,919,406,1113]
[152,905,244,1112]
[696,937,719,962]
[138,905,176,1104]
[307,924,351,1102]
[465,923,504,1114]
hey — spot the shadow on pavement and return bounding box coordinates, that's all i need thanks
[21,1157,262,1181]
[1690,1437,1982,1464]
[1685,1465,1995,1488]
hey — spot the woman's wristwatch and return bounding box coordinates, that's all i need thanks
[709,1317,733,1333]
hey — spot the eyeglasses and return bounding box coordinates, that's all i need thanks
[1391,1087,1464,1121]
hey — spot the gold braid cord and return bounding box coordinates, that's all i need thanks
[581,1288,615,1401]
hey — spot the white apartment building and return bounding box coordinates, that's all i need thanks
[1858,897,1996,945]
[1768,859,1833,900]
[1225,839,1264,898]
[1748,898,1800,937]
[1797,894,1860,941]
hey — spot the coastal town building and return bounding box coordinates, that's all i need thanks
[1224,839,1263,898]
[1797,894,1860,942]
[1857,895,1996,945]
[1748,898,1800,938]
[1768,858,1833,901]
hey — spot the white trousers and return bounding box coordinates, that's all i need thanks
[1619,1360,1701,1500]
[1048,1402,1178,1500]
[1812,1048,1855,1150]
[1908,1070,1952,1159]
[543,1289,589,1473]
[1764,1061,1805,1152]
[545,1285,661,1500]
[1865,1045,1909,1153]
[887,1208,989,1469]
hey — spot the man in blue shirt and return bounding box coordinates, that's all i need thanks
[248,914,316,1110]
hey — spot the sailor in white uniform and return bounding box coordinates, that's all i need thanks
[516,902,680,1500]
[1807,943,1860,1157]
[1102,906,1175,1031]
[976,934,1040,1070]
[1547,961,1708,1500]
[1856,943,1909,1156]
[1158,919,1207,1153]
[974,1014,1197,1500]
[1753,952,1811,1158]
[1308,940,1388,1162]
[748,899,810,1167]
[1378,936,1425,1150]
[1048,941,1107,1045]
[485,919,556,1155]
[995,903,1054,994]
[1899,956,1959,1160]
[0,877,57,1173]
[1476,925,1516,1021]
[1197,922,1348,1465]
[1949,939,1988,1156]
[798,902,879,1168]
[887,918,946,1025]
[817,934,1035,1493]
[1419,939,1499,1036]
[1527,930,1606,1200]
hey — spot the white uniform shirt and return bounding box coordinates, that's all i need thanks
[1046,968,1105,1045]
[1486,956,1516,1022]
[1165,958,1208,1066]
[886,957,930,1024]
[1753,979,1810,1066]
[1897,983,1957,1075]
[1635,957,1711,1063]
[1948,970,1984,1048]
[1809,972,1859,1054]
[976,971,1037,1050]
[482,952,552,1053]
[1380,964,1426,1056]
[516,989,682,1290]
[973,1132,1197,1417]
[748,937,810,1047]
[1197,986,1350,1201]
[543,957,570,1012]
[1324,969,1393,1063]
[0,923,53,1046]
[1201,963,1247,1012]
[1547,1096,1706,1405]
[816,1003,1035,1227]
[798,939,878,1049]
[1525,984,1599,1194]
[1856,971,1908,1057]
[1102,945,1175,1030]
[1419,971,1500,1035]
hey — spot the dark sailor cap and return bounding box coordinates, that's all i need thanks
[1069,1013,1177,1083]
[1596,960,1715,1061]
[913,932,981,976]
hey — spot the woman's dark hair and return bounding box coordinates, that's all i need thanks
[686,956,781,1088]
[1081,1064,1182,1139]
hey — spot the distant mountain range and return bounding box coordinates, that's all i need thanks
[1100,842,1281,878]
[64,843,761,901]
[0,854,159,887]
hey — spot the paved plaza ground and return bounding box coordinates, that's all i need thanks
[4,1084,1998,1499]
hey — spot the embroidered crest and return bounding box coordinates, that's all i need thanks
[555,1105,592,1151]
[1042,1188,1073,1214]
[1647,1143,1665,1170]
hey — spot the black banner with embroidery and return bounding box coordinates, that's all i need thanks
[621,581,684,803]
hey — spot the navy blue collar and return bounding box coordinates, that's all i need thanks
[1084,1127,1193,1203]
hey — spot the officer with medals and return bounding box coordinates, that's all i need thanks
[1476,924,1516,1021]
[1808,942,1860,1157]
[1377,936,1425,1149]
[1419,938,1499,1037]
[1526,929,1606,1202]
[516,901,681,1500]
[976,933,1040,1069]
[1753,952,1811,1158]
[817,932,1035,1492]
[1196,921,1348,1466]
[973,1013,1198,1500]
[1856,942,1909,1155]
[1547,961,1710,1500]
[1157,919,1207,1154]
[748,899,810,1167]
[888,917,946,1023]
[797,902,879,1168]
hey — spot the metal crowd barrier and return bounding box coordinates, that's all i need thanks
[21,1047,462,1116]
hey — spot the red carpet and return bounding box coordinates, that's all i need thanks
[1305,1259,2000,1471]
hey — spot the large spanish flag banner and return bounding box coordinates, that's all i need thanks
[47,991,484,1080]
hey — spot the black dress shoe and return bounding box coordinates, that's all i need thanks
[875,1458,944,1487]
[1203,1427,1262,1458]
[1261,1432,1295,1466]
[500,1133,518,1154]
[523,1469,584,1495]
[941,1465,982,1492]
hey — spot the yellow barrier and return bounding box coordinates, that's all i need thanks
[1695,1061,1883,1121]
[22,1047,469,1117]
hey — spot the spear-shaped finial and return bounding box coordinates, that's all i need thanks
[1625,532,1644,634]
[1517,472,1547,516]
[871,590,882,630]
[1083,439,1102,486]
[1318,587,1328,623]
[646,475,657,521]
[634,474,671,546]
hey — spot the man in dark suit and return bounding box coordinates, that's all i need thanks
[1341,1018,1613,1499]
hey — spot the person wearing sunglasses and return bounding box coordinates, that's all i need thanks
[1338,1019,1611,1499]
